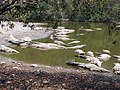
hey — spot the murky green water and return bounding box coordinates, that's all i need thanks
[1,22,120,70]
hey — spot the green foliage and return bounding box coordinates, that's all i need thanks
[70,0,115,22]
[111,3,120,21]
[31,0,120,22]
[2,0,120,22]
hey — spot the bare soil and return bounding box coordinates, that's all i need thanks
[0,62,120,90]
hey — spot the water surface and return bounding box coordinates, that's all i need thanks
[1,22,120,70]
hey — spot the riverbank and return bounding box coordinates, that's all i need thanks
[0,61,120,90]
[0,21,53,46]
[0,21,120,90]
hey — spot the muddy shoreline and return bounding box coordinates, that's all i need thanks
[0,61,120,90]
[0,21,53,46]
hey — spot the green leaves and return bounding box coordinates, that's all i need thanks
[1,0,120,22]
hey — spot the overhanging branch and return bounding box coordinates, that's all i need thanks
[0,0,37,15]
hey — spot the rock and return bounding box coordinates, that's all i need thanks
[13,67,19,69]
[36,70,40,72]
[17,63,21,65]
[31,64,38,67]
[7,81,11,84]
[12,61,16,63]
[29,79,33,82]
[12,74,15,77]
[1,61,6,64]
[43,80,49,84]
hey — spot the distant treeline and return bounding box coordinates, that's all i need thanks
[1,0,120,22]
[28,0,120,22]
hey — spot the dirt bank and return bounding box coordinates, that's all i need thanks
[0,62,120,90]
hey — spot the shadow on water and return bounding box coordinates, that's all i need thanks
[1,22,120,70]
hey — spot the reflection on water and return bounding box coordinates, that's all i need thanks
[1,22,120,70]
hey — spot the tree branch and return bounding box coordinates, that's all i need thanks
[0,0,19,15]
